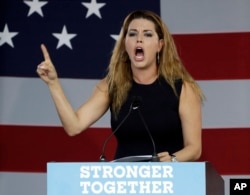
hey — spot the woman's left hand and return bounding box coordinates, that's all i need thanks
[157,151,172,162]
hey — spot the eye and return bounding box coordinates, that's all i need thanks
[144,32,152,37]
[128,32,137,37]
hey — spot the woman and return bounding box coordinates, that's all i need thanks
[37,10,204,162]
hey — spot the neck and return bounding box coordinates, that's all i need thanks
[133,71,158,84]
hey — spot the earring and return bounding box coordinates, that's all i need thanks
[157,52,160,65]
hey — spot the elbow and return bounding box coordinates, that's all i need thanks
[193,147,202,161]
[64,126,83,136]
[66,131,78,137]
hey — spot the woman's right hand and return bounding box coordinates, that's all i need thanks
[36,44,58,85]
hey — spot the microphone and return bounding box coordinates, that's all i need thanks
[99,96,159,162]
[99,98,135,162]
[133,96,159,162]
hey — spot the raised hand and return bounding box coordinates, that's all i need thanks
[37,44,58,84]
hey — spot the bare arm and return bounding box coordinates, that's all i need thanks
[37,44,109,136]
[158,81,202,162]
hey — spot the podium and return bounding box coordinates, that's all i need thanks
[47,161,224,195]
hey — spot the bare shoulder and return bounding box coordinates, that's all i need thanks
[181,81,197,96]
[179,81,202,123]
[79,78,109,112]
[180,81,200,103]
[95,78,109,94]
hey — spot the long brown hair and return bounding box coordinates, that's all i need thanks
[106,10,204,116]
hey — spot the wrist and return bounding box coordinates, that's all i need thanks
[170,154,178,162]
[48,79,61,88]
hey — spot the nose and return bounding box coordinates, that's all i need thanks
[137,34,143,43]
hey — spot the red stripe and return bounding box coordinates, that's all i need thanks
[173,32,250,80]
[199,128,250,175]
[0,125,117,173]
[0,125,250,175]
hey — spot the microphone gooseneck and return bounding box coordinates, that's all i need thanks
[136,107,159,162]
[99,96,159,162]
[132,96,159,162]
[99,100,134,162]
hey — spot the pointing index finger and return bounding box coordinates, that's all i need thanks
[41,44,51,61]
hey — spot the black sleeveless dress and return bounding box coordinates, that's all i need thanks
[110,77,183,159]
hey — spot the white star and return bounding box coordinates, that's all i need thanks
[52,25,77,49]
[110,34,119,41]
[23,0,48,17]
[0,24,19,48]
[82,0,106,19]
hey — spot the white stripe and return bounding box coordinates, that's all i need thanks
[0,172,249,195]
[0,172,46,195]
[160,0,250,34]
[199,80,250,128]
[1,77,250,128]
[0,77,110,128]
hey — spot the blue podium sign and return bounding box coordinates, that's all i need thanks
[47,162,211,195]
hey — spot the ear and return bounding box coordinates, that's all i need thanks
[158,39,164,52]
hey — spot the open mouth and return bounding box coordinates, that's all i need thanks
[135,47,144,60]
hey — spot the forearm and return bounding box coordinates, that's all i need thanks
[173,144,202,162]
[48,79,83,136]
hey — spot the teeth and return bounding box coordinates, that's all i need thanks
[136,47,143,52]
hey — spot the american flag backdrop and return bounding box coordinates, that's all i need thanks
[0,0,250,195]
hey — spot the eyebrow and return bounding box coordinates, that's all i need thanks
[128,29,153,33]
